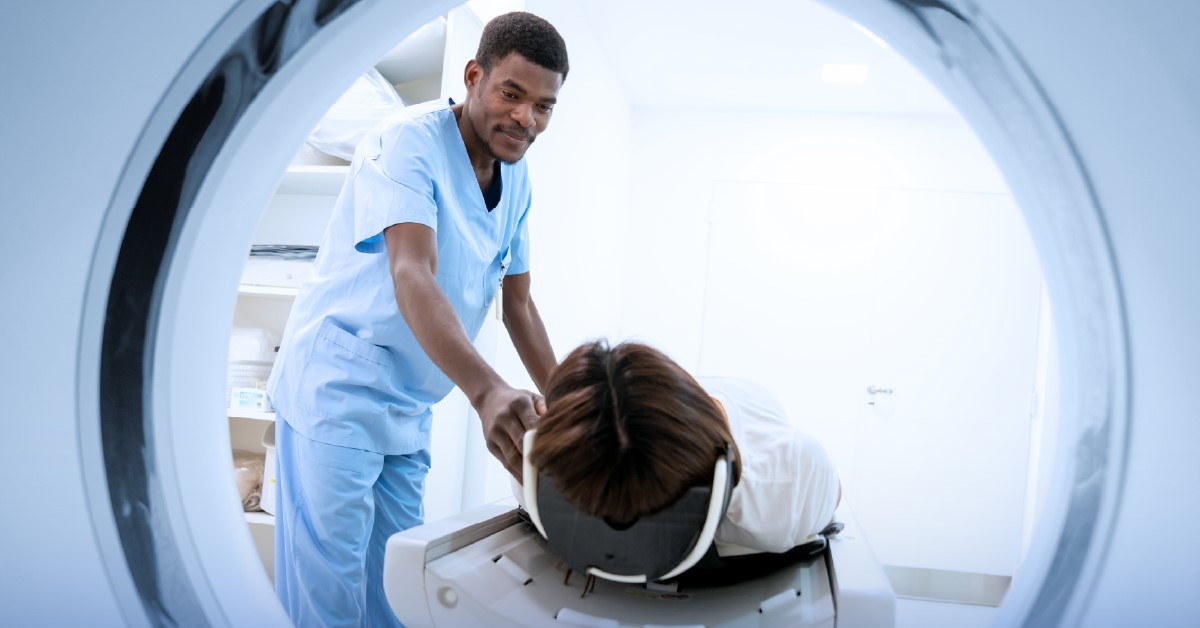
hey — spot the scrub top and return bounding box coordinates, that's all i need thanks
[267,99,533,455]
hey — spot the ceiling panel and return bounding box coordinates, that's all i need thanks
[575,0,955,114]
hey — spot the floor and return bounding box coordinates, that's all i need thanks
[895,598,1001,628]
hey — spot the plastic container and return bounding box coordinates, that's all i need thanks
[230,387,273,412]
[261,422,277,515]
[226,360,273,407]
[228,327,279,363]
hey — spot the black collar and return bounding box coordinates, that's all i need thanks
[483,159,502,212]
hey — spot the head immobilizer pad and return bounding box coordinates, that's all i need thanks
[522,429,736,583]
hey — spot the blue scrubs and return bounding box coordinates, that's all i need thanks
[267,99,533,625]
[273,420,428,627]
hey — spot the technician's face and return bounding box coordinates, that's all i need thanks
[465,52,563,164]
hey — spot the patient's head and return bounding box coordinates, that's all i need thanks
[530,340,740,526]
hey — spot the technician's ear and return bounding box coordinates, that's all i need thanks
[463,59,485,92]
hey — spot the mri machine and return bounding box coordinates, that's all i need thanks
[0,0,1197,626]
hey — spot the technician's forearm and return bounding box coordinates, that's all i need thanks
[391,264,503,405]
[503,296,556,393]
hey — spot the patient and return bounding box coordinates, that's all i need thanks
[527,339,841,554]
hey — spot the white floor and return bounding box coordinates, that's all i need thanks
[895,598,1000,628]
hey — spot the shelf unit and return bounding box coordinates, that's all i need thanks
[228,408,277,422]
[274,164,349,196]
[229,278,291,581]
[244,511,274,526]
[237,284,300,299]
[237,283,301,299]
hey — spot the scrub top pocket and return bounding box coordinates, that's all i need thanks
[296,319,396,421]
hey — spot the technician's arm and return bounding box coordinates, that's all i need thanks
[501,272,557,393]
[384,223,543,480]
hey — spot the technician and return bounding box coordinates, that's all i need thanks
[266,12,568,626]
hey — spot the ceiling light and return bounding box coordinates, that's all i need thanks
[822,64,870,84]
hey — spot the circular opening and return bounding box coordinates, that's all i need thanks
[81,0,1126,625]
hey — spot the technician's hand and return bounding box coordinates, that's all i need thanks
[477,385,547,482]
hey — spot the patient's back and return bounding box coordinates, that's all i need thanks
[701,377,840,554]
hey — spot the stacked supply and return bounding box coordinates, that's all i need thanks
[240,245,319,290]
[227,326,278,409]
[306,67,406,162]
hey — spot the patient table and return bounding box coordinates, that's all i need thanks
[384,501,895,627]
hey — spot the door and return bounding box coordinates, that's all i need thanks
[699,181,1043,575]
[699,182,879,471]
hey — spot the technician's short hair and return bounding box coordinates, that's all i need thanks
[476,11,569,80]
[530,340,740,526]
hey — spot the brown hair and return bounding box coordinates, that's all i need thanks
[530,340,740,525]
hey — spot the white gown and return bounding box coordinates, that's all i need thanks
[703,376,841,554]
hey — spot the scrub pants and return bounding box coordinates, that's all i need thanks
[274,417,430,628]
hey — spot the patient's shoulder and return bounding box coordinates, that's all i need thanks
[697,376,778,401]
[699,377,790,428]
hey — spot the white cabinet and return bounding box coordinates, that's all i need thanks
[227,280,302,586]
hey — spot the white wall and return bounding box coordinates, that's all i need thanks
[618,108,1012,368]
[616,106,1053,574]
[489,0,634,385]
[470,0,635,503]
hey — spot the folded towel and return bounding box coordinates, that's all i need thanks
[233,450,266,512]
